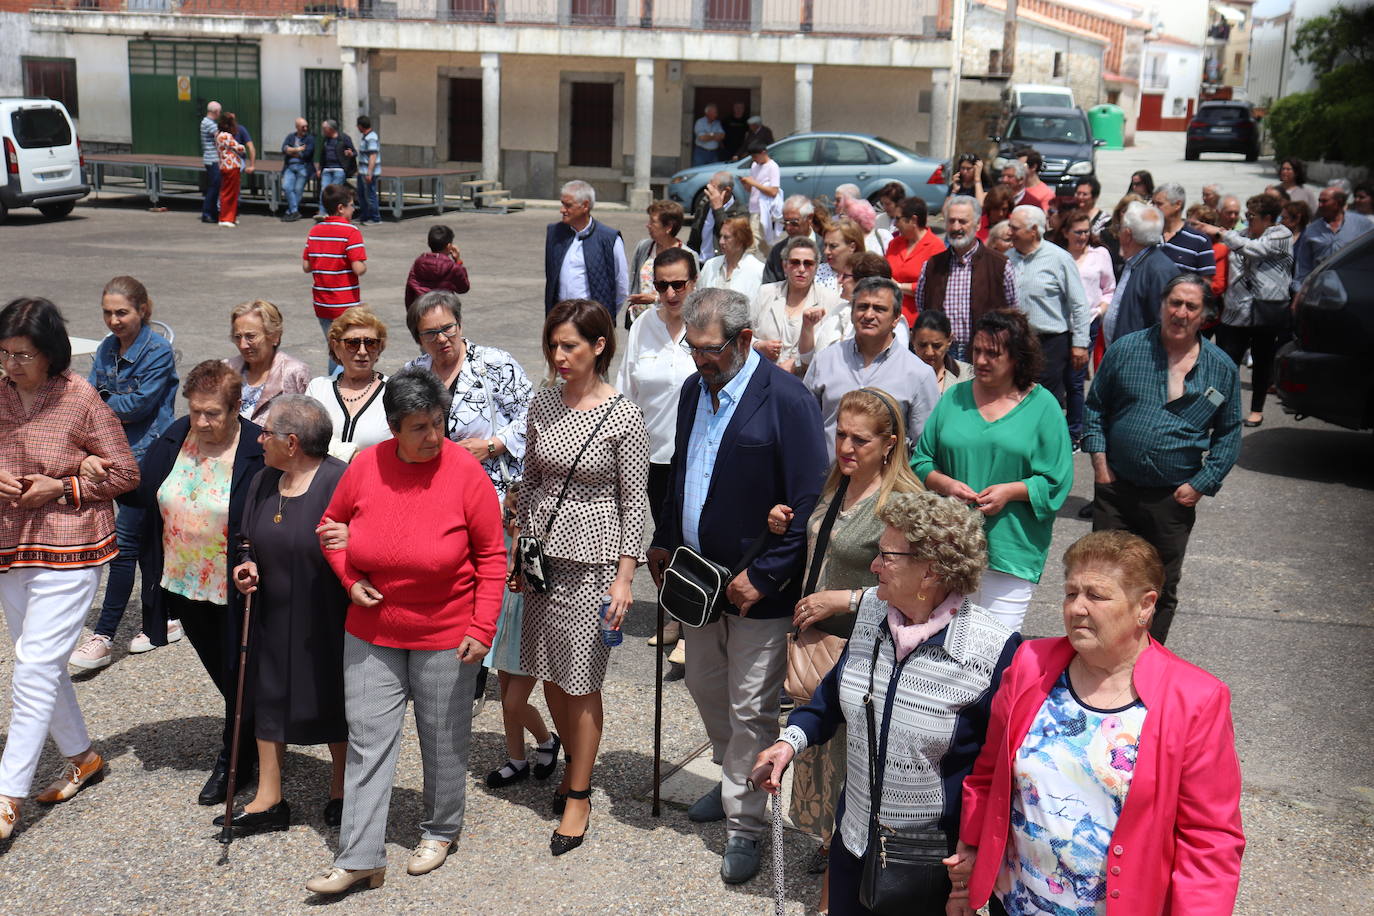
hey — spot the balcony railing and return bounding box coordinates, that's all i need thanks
[30,0,953,38]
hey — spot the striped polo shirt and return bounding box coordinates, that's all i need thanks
[303,217,367,317]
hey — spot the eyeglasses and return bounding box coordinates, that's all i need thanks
[231,333,264,345]
[837,272,854,281]
[1069,229,1090,236]
[786,258,817,269]
[877,550,920,566]
[782,218,805,227]
[0,349,38,364]
[680,332,739,356]
[418,322,460,342]
[653,279,691,293]
[257,428,291,440]
[338,336,381,352]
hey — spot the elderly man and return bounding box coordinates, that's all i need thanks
[693,103,725,167]
[688,170,747,261]
[199,100,223,224]
[278,117,315,222]
[1000,159,1036,210]
[736,114,775,158]
[722,101,749,162]
[761,194,821,284]
[543,179,629,318]
[1219,195,1245,235]
[915,195,1018,360]
[803,277,939,455]
[647,288,827,885]
[1153,182,1216,279]
[1293,185,1374,292]
[1007,205,1091,403]
[1083,273,1241,643]
[1103,201,1181,346]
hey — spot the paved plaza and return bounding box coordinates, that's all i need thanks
[0,135,1371,913]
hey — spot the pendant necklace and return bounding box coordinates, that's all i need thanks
[274,492,287,524]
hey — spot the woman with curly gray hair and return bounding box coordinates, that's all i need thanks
[754,490,1021,916]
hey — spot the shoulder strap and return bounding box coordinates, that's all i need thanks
[864,627,886,834]
[802,475,849,597]
[544,394,621,538]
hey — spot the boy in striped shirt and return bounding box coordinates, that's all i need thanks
[303,183,368,370]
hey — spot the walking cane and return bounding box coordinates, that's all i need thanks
[652,594,664,817]
[219,538,256,846]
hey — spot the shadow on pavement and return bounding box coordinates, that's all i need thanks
[1235,425,1374,489]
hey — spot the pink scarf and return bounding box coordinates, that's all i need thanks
[886,593,962,660]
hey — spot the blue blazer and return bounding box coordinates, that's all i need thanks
[651,358,828,620]
[1112,244,1180,342]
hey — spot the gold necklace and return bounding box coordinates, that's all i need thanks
[274,491,288,524]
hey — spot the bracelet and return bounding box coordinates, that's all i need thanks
[848,588,862,614]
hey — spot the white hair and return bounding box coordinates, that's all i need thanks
[1002,160,1027,181]
[1327,178,1352,195]
[988,220,1012,242]
[945,194,982,225]
[561,179,596,208]
[834,183,861,203]
[1011,204,1047,237]
[711,171,734,190]
[1155,182,1186,207]
[783,194,814,218]
[1122,200,1164,246]
[1202,183,1223,197]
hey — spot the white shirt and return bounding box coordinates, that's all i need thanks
[304,374,393,463]
[615,308,699,464]
[865,227,893,255]
[557,220,630,308]
[751,280,844,367]
[698,253,765,304]
[749,159,781,215]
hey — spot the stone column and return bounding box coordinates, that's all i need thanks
[794,63,814,134]
[481,52,501,182]
[630,58,655,210]
[340,47,359,138]
[930,67,951,162]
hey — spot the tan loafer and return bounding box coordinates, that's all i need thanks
[305,866,385,895]
[647,619,681,647]
[667,640,686,666]
[35,753,105,804]
[0,799,17,840]
[406,839,450,875]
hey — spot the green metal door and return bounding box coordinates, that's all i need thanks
[128,40,260,156]
[303,69,342,139]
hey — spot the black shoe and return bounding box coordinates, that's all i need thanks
[532,734,562,781]
[550,788,592,856]
[201,216,216,224]
[323,797,343,827]
[1077,503,1094,520]
[485,759,531,789]
[213,800,291,835]
[282,211,301,222]
[199,757,229,806]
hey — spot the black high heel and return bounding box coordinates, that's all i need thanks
[550,788,592,856]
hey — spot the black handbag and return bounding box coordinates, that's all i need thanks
[659,536,769,628]
[858,635,953,915]
[517,395,620,594]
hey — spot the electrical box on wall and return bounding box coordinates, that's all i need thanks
[668,61,682,82]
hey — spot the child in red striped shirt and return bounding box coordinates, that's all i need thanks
[302,183,368,368]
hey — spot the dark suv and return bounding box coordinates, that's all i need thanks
[1275,227,1374,431]
[1185,101,1261,161]
[992,107,1103,205]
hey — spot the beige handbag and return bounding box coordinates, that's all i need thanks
[783,478,851,705]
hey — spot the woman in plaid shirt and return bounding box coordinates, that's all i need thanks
[0,297,139,840]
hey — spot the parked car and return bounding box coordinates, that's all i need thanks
[1001,83,1076,115]
[991,106,1103,205]
[665,132,948,216]
[1185,101,1261,161]
[1275,226,1374,432]
[0,97,88,223]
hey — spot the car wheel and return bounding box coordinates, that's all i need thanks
[0,198,7,224]
[1185,144,1199,161]
[38,201,75,219]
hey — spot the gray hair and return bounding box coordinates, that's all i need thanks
[834,183,861,202]
[711,171,735,190]
[945,194,982,224]
[852,276,901,310]
[561,179,596,208]
[1122,201,1164,246]
[682,287,751,340]
[1203,183,1223,197]
[407,290,462,344]
[783,194,814,218]
[1011,204,1047,237]
[1001,160,1027,181]
[323,118,338,133]
[1155,182,1186,208]
[383,366,452,432]
[988,220,1012,242]
[267,394,333,459]
[782,235,819,260]
[1327,178,1352,195]
[1163,272,1214,321]
[878,492,987,596]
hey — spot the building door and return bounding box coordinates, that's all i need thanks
[448,78,482,162]
[1138,93,1163,131]
[303,68,342,140]
[689,86,754,163]
[569,81,614,168]
[128,40,260,156]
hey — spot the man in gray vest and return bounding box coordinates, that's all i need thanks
[544,179,629,318]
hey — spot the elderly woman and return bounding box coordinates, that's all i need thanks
[911,309,971,396]
[0,297,139,840]
[752,236,843,373]
[754,491,1020,916]
[121,359,265,806]
[948,530,1245,916]
[1194,193,1295,428]
[698,216,765,303]
[69,276,179,671]
[216,395,349,835]
[510,299,649,857]
[228,299,310,423]
[834,185,893,254]
[886,197,946,324]
[987,220,1014,255]
[625,200,697,326]
[307,366,505,893]
[765,388,924,912]
[304,307,391,462]
[912,311,1073,632]
[1280,199,1311,237]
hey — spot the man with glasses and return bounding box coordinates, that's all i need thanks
[916,195,1017,361]
[647,287,826,886]
[761,194,822,284]
[303,184,368,370]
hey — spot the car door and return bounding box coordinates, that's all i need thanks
[767,137,820,199]
[812,136,879,199]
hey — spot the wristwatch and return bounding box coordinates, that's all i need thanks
[487,439,498,459]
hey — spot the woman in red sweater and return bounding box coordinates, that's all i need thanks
[306,366,505,896]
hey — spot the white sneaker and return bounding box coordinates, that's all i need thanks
[129,619,183,654]
[69,634,113,670]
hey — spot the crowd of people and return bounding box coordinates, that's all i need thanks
[2,136,1371,915]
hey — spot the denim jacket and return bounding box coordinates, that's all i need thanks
[87,324,178,460]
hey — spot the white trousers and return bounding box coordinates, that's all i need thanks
[0,567,100,798]
[971,569,1036,633]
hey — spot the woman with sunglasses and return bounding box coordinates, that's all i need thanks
[305,308,392,463]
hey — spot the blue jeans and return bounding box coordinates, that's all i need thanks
[1065,317,1101,441]
[692,146,717,167]
[282,161,309,215]
[357,174,381,222]
[94,503,146,638]
[201,163,221,220]
[319,315,341,374]
[318,167,346,211]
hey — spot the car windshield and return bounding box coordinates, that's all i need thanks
[1196,106,1249,124]
[1018,92,1073,108]
[10,108,71,149]
[1008,115,1088,143]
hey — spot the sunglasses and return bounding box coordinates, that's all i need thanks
[787,258,817,269]
[338,337,381,352]
[653,279,691,293]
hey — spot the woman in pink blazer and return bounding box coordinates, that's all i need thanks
[948,530,1244,916]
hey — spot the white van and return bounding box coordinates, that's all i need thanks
[1002,84,1076,114]
[0,98,89,222]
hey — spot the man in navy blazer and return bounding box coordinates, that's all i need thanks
[543,178,629,317]
[1106,200,1181,345]
[647,287,827,885]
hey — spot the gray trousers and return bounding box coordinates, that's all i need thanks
[335,632,477,870]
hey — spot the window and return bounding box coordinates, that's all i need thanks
[1053,52,1063,78]
[10,107,72,149]
[1008,115,1087,143]
[820,138,869,165]
[570,0,615,25]
[448,0,496,20]
[1233,52,1243,72]
[22,58,78,117]
[569,82,614,167]
[989,49,1002,75]
[704,0,750,29]
[769,138,817,167]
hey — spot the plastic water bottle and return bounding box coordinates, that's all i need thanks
[598,595,622,647]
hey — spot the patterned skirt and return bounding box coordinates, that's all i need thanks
[789,722,846,842]
[520,556,616,696]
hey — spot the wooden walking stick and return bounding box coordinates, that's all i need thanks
[652,595,665,817]
[220,538,256,845]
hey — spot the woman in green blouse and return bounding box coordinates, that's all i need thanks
[911,310,1073,633]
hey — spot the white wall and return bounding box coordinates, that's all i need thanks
[259,34,344,143]
[1143,0,1210,45]
[1145,44,1203,120]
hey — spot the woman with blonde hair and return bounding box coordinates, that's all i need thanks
[822,218,868,280]
[304,307,392,462]
[697,216,765,303]
[226,299,309,423]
